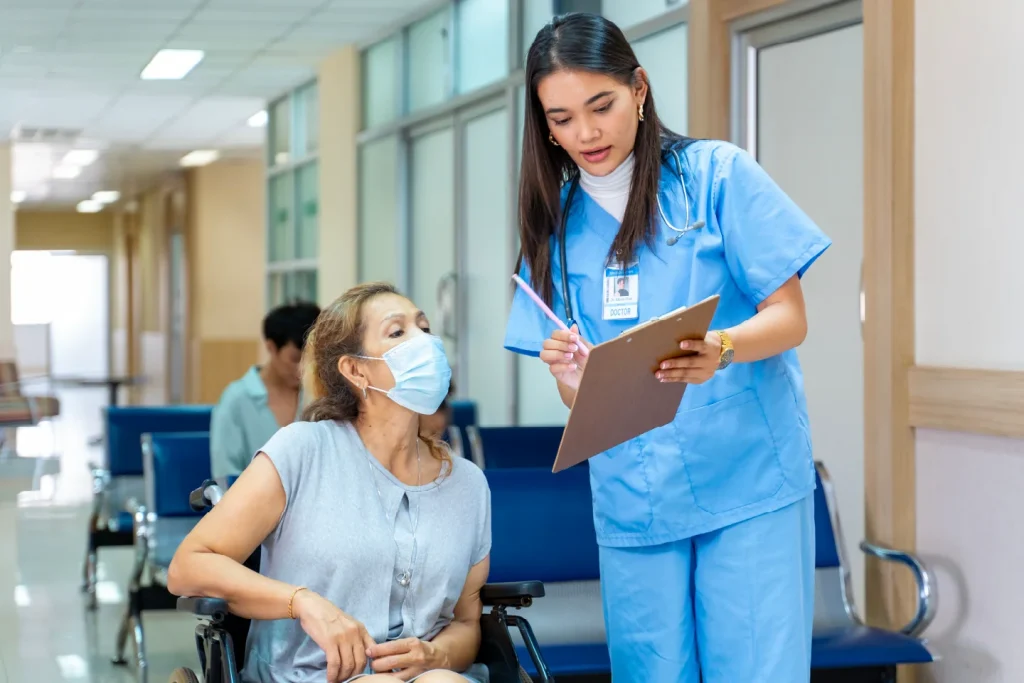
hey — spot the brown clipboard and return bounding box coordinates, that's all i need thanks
[551,295,720,473]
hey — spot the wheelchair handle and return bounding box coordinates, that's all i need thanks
[189,480,225,512]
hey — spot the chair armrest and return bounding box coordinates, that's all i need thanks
[481,581,545,608]
[176,596,229,623]
[189,479,225,512]
[860,541,937,638]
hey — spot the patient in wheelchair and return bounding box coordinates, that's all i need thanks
[168,282,491,683]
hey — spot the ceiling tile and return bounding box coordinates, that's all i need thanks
[215,124,265,148]
[5,0,434,196]
[80,94,195,143]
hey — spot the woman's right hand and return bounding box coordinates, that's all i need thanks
[292,589,376,682]
[539,325,590,390]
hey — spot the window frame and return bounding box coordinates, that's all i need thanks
[266,79,320,309]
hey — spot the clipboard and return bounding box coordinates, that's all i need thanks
[551,295,720,473]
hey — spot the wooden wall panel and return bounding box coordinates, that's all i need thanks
[194,339,261,405]
[909,367,1024,439]
[863,0,917,645]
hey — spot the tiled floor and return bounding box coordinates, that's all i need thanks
[0,388,199,683]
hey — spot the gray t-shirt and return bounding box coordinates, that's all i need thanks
[241,420,492,683]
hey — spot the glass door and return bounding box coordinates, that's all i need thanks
[735,0,865,607]
[408,122,458,379]
[459,102,514,426]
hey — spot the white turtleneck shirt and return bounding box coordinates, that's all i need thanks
[578,152,633,223]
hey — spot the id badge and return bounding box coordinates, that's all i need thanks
[603,261,640,321]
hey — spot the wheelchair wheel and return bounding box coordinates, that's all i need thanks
[167,668,200,683]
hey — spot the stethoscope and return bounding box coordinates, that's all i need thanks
[558,147,705,327]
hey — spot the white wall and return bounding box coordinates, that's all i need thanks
[0,144,14,360]
[915,1,1024,681]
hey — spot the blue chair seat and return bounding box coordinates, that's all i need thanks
[517,643,611,677]
[811,626,934,669]
[149,517,200,570]
[111,511,135,532]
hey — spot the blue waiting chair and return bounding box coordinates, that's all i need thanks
[811,460,936,679]
[450,399,477,430]
[84,405,212,608]
[484,461,939,682]
[443,399,477,460]
[467,425,566,469]
[487,465,610,678]
[112,431,213,683]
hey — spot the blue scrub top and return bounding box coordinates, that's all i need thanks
[504,140,832,548]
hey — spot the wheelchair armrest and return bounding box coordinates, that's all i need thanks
[481,581,545,609]
[189,479,225,512]
[177,596,230,623]
[860,540,937,638]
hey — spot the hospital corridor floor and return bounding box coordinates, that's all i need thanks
[0,388,198,683]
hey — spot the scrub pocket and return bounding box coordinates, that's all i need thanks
[589,437,655,537]
[677,388,785,515]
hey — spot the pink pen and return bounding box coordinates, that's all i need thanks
[511,274,590,357]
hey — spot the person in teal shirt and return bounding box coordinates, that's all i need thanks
[210,302,321,478]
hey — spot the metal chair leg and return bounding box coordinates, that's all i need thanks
[83,548,98,609]
[111,606,131,665]
[133,615,149,683]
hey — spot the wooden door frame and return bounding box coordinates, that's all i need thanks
[689,0,917,638]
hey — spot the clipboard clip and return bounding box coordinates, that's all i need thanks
[619,306,690,337]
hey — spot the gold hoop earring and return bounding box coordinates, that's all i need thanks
[549,133,560,146]
[638,103,645,122]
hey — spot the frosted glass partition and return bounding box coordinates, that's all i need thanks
[409,127,457,365]
[268,173,292,262]
[522,0,555,60]
[463,108,513,426]
[363,36,400,128]
[516,85,526,170]
[296,162,319,259]
[456,0,509,94]
[408,8,452,112]
[358,135,401,284]
[517,352,570,426]
[604,0,685,30]
[631,23,688,134]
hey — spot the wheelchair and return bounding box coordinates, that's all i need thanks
[170,480,555,683]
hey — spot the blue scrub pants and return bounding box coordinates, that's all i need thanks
[598,494,815,683]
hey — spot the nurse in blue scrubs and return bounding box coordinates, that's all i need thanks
[505,13,830,683]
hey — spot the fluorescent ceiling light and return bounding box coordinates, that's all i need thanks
[180,150,220,167]
[248,110,268,127]
[141,49,204,80]
[63,149,99,166]
[76,199,102,213]
[10,190,27,204]
[52,165,81,179]
[92,190,121,204]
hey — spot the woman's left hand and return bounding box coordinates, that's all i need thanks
[655,332,723,385]
[368,638,447,680]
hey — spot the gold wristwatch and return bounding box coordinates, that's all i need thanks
[716,330,734,370]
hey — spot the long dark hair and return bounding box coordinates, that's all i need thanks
[518,12,684,305]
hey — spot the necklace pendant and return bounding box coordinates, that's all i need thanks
[396,570,411,587]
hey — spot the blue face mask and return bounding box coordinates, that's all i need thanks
[356,333,452,415]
